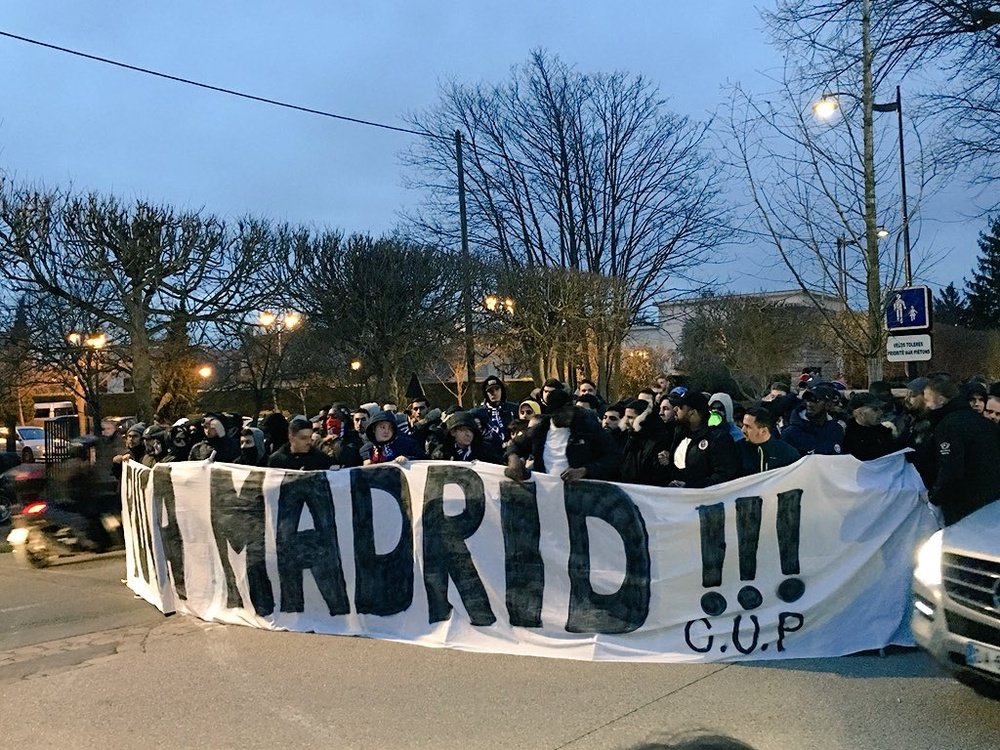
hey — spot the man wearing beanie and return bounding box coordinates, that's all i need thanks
[504,388,620,482]
[667,391,740,488]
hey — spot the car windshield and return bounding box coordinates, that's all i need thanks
[17,427,44,441]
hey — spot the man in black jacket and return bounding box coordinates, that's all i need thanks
[739,407,800,475]
[924,375,1000,525]
[668,391,740,488]
[620,399,672,486]
[504,389,621,482]
[268,416,334,471]
[472,375,518,453]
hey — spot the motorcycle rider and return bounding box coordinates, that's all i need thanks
[61,442,112,551]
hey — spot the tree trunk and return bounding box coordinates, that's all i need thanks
[862,0,884,386]
[130,326,153,423]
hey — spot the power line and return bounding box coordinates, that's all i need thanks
[0,29,448,142]
[0,28,727,232]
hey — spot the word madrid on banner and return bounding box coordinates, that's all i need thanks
[121,454,935,663]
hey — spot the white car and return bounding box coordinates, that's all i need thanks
[14,426,46,463]
[912,500,1000,697]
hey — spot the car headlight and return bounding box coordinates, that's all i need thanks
[914,530,944,587]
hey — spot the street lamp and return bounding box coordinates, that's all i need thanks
[814,86,913,286]
[66,330,108,435]
[836,230,888,299]
[197,365,214,380]
[256,310,304,411]
[484,294,515,315]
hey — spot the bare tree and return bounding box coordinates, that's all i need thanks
[677,296,819,400]
[722,0,947,383]
[0,184,283,422]
[292,232,466,401]
[766,1,1000,197]
[404,51,728,390]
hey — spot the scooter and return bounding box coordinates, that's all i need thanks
[6,498,125,568]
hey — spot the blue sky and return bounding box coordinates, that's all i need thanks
[0,2,989,294]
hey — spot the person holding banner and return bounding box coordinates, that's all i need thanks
[360,411,426,465]
[504,388,621,482]
[667,390,740,488]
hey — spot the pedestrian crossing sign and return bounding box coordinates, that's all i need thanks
[885,286,932,333]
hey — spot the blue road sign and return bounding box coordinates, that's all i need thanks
[885,286,932,333]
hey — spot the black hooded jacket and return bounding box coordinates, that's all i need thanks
[472,377,517,450]
[360,411,426,464]
[620,407,673,486]
[929,397,1000,525]
[669,423,740,488]
[431,411,503,464]
[505,408,621,479]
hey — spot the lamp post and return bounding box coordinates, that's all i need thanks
[813,85,912,288]
[813,2,914,385]
[66,330,107,435]
[257,310,303,411]
[350,358,363,405]
[836,227,888,300]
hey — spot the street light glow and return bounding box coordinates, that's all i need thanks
[258,311,277,328]
[67,332,82,346]
[85,333,107,350]
[876,226,890,238]
[811,96,840,120]
[350,359,362,372]
[284,311,301,329]
[484,294,499,312]
[198,365,213,379]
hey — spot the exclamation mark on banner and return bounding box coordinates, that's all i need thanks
[735,496,763,610]
[776,489,806,603]
[697,503,727,616]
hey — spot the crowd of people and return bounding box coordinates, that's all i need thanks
[112,369,1000,527]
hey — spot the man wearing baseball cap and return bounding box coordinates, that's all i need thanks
[780,383,846,456]
[666,390,740,488]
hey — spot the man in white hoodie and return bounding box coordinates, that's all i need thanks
[709,392,745,443]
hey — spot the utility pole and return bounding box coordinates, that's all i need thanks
[455,130,476,408]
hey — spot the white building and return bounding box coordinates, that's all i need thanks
[626,289,848,379]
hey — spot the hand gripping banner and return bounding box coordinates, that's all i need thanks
[121,453,935,662]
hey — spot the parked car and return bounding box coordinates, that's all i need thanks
[912,499,1000,697]
[14,425,46,463]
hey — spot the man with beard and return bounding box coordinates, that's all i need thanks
[504,389,620,482]
[620,399,672,486]
[112,421,146,480]
[900,377,936,488]
[668,391,740,488]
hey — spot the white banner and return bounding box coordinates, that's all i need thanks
[122,453,935,662]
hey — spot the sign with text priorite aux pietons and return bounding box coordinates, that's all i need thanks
[885,286,932,334]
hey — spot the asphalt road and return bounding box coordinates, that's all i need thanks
[2,554,999,750]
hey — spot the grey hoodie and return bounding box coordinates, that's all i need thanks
[709,392,745,442]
